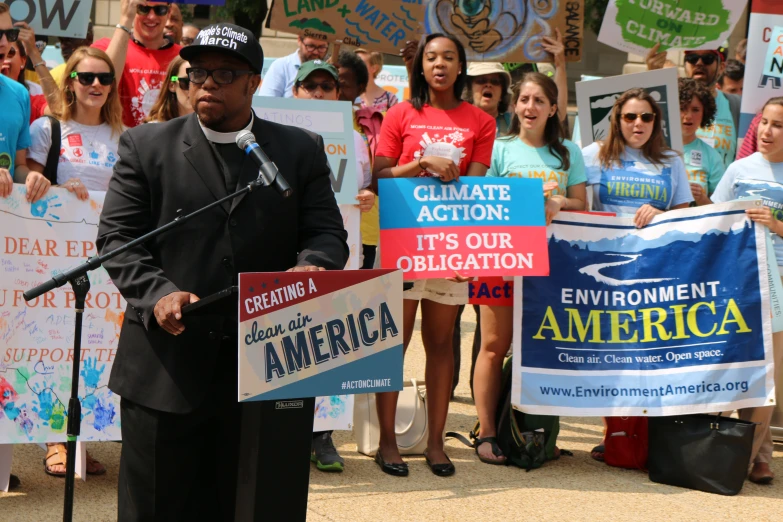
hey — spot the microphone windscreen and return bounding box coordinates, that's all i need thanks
[236,130,256,150]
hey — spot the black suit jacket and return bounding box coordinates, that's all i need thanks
[97,113,348,413]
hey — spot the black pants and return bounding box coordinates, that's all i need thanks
[118,341,241,522]
[452,304,482,396]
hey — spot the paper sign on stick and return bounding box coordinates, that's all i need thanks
[379,177,549,280]
[7,0,92,38]
[266,0,424,55]
[238,270,403,401]
[252,96,358,205]
[598,0,747,56]
[424,0,584,63]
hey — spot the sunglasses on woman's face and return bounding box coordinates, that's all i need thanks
[474,76,503,86]
[136,4,171,16]
[70,71,115,86]
[172,75,190,90]
[300,81,337,93]
[621,112,656,123]
[0,28,20,43]
[684,53,718,66]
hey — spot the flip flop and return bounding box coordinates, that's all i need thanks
[475,436,506,465]
[591,444,605,462]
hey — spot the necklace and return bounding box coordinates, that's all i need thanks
[78,122,103,147]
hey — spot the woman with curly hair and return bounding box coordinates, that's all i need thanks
[679,78,726,205]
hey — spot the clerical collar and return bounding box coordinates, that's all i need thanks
[199,112,255,144]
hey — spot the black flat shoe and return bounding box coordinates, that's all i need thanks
[374,450,408,477]
[425,452,455,477]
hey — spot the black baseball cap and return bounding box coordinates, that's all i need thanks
[180,23,263,73]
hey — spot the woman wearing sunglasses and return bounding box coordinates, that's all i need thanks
[582,88,692,463]
[582,88,693,227]
[27,47,124,205]
[145,56,193,122]
[372,34,496,478]
[292,59,375,474]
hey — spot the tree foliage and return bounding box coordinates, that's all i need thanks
[584,0,610,35]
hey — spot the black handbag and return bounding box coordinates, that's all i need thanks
[648,414,756,496]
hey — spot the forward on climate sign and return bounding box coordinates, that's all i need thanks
[6,0,92,38]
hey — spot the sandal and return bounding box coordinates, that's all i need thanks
[591,444,605,462]
[475,436,506,465]
[44,443,67,477]
[43,444,107,477]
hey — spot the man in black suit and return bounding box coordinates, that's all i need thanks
[97,23,348,521]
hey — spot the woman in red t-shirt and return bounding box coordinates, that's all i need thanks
[372,33,496,478]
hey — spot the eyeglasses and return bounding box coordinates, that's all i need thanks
[621,112,656,123]
[684,53,718,66]
[299,81,337,93]
[186,67,255,85]
[136,4,171,16]
[172,75,189,90]
[473,76,503,86]
[70,71,115,86]
[304,43,329,53]
[0,29,20,43]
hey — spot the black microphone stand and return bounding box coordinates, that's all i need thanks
[23,173,285,522]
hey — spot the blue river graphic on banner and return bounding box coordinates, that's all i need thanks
[512,200,776,416]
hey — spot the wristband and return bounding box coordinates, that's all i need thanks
[116,24,133,37]
[32,61,46,68]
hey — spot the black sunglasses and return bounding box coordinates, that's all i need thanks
[136,4,171,16]
[186,67,255,85]
[299,81,337,93]
[684,53,718,66]
[70,71,115,86]
[473,76,503,86]
[172,75,189,90]
[621,112,656,123]
[0,28,20,43]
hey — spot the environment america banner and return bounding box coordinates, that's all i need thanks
[238,270,403,401]
[512,201,776,417]
[0,187,122,443]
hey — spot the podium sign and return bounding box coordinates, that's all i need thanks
[238,270,403,401]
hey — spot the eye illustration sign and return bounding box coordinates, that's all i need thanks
[266,0,425,55]
[576,67,683,152]
[598,0,747,56]
[424,0,584,63]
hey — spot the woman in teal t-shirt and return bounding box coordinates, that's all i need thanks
[476,72,586,465]
[679,78,726,205]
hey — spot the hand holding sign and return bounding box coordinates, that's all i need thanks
[0,170,12,198]
[645,42,668,71]
[421,156,460,182]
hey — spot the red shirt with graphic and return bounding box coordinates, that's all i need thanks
[375,101,496,176]
[92,38,181,127]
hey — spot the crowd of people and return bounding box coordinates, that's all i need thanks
[0,0,780,503]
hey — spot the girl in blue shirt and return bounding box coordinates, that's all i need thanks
[475,73,586,465]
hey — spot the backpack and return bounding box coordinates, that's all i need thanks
[448,357,567,470]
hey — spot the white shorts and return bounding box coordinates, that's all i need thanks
[403,279,468,306]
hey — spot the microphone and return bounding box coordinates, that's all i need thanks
[236,130,293,198]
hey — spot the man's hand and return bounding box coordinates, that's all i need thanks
[0,169,13,198]
[645,42,667,71]
[154,292,200,335]
[287,266,326,272]
[25,171,51,203]
[14,22,40,60]
[120,0,146,27]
